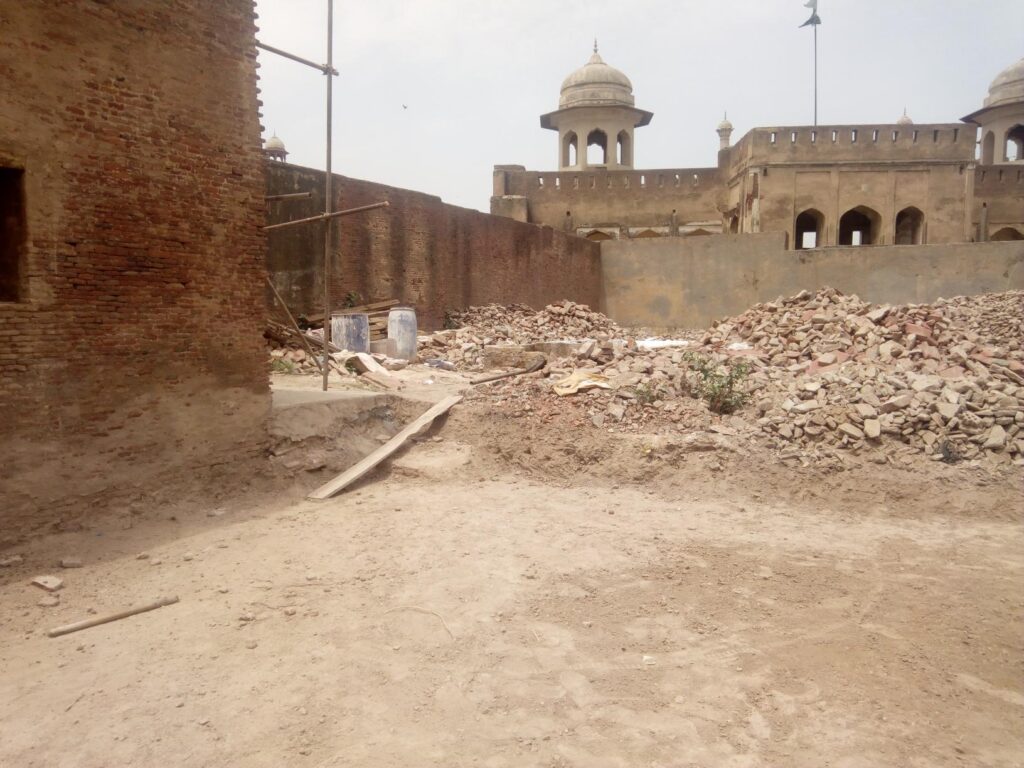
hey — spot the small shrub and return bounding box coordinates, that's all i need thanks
[684,352,750,414]
[633,382,663,405]
[443,310,460,330]
[271,358,296,374]
[343,291,362,308]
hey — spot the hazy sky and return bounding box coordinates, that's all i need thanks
[254,0,1023,211]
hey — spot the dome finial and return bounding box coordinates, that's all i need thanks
[593,38,598,54]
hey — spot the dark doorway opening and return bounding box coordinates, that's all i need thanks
[794,208,824,249]
[838,206,880,246]
[0,166,26,302]
[991,226,1023,241]
[894,206,924,245]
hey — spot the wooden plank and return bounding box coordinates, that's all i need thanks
[303,299,399,325]
[307,395,462,500]
[266,278,323,373]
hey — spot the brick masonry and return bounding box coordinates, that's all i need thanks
[265,163,602,330]
[0,1,270,543]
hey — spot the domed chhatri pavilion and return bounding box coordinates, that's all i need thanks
[262,133,288,162]
[540,42,652,171]
[964,57,1024,165]
[492,50,1024,246]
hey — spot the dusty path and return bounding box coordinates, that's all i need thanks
[1,438,1021,767]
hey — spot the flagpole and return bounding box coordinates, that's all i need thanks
[813,22,818,126]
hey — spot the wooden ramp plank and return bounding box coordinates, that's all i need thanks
[307,395,463,500]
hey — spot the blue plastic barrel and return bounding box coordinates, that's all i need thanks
[331,312,370,353]
[386,307,418,361]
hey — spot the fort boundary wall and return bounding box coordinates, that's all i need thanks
[266,163,602,330]
[601,235,1024,329]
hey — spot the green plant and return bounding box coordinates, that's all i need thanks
[443,310,460,330]
[271,358,296,374]
[684,352,750,414]
[343,291,362,308]
[633,382,663,405]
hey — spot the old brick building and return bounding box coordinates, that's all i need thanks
[0,1,269,541]
[492,51,1024,247]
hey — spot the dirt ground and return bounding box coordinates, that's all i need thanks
[1,396,1022,767]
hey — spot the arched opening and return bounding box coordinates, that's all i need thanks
[585,230,614,242]
[616,130,632,167]
[991,226,1024,241]
[586,129,608,166]
[686,228,712,237]
[839,206,881,246]
[1006,125,1024,162]
[561,132,578,167]
[894,206,925,245]
[794,208,824,249]
[982,131,996,164]
[728,216,739,234]
[634,229,660,238]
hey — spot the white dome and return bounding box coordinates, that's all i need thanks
[558,47,635,109]
[265,134,286,151]
[897,111,913,126]
[984,58,1024,109]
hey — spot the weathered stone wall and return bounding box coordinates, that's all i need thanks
[492,166,723,234]
[974,165,1024,240]
[266,163,602,330]
[0,1,269,543]
[747,163,972,246]
[723,124,977,245]
[728,124,974,174]
[601,235,1024,329]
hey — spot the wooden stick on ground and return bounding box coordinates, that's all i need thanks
[266,277,323,373]
[307,395,462,500]
[471,355,546,386]
[47,596,180,638]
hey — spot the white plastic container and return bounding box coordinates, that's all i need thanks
[331,312,370,353]
[386,306,418,361]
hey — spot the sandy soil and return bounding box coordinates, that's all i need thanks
[1,400,1022,767]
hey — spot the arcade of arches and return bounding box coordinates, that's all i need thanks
[795,206,925,249]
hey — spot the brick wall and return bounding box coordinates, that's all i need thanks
[0,1,269,543]
[266,163,602,330]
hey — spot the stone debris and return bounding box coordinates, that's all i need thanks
[698,288,1023,464]
[0,554,24,567]
[423,300,619,369]
[31,575,64,592]
[59,558,83,569]
[468,288,1023,468]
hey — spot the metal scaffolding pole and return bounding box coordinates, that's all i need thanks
[259,1,384,393]
[321,0,334,392]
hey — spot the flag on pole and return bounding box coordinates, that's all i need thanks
[800,0,821,27]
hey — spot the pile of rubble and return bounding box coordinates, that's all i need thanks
[476,289,1024,466]
[431,301,619,368]
[269,346,323,375]
[703,288,1024,463]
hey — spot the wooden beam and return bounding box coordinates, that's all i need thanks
[266,277,323,373]
[48,596,180,638]
[307,395,462,500]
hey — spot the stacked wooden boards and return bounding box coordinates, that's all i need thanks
[301,299,398,342]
